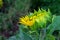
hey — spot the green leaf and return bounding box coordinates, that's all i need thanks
[45,34,55,40]
[8,25,32,40]
[47,16,60,34]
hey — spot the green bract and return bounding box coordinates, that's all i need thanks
[29,8,52,28]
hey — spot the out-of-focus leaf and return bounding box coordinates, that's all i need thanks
[8,25,32,40]
[14,0,30,16]
[8,36,17,40]
[45,34,55,40]
[15,0,30,11]
[0,0,3,8]
[0,36,2,40]
[47,16,60,34]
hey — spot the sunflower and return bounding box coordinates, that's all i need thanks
[19,15,35,26]
[19,8,52,28]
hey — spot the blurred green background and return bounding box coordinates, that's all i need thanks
[0,0,60,40]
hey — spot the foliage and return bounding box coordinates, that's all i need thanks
[30,0,60,15]
[0,0,60,40]
[7,8,56,40]
[47,15,60,34]
[0,0,30,39]
[14,0,30,16]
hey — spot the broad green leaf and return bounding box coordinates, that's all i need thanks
[8,25,32,40]
[47,16,60,34]
[45,34,55,40]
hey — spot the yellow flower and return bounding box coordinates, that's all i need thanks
[0,0,3,8]
[19,15,35,26]
[30,15,37,20]
[19,8,51,28]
